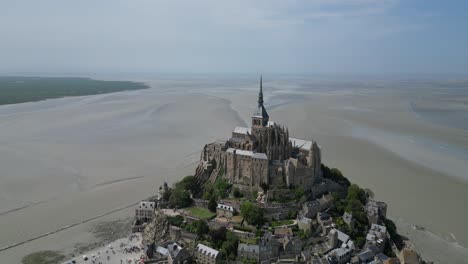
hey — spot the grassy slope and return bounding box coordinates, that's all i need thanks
[0,76,148,105]
[185,206,216,220]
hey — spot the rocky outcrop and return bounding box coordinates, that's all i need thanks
[142,210,170,245]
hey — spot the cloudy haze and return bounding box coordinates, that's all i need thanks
[1,0,467,74]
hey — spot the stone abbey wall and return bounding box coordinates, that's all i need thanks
[194,78,322,193]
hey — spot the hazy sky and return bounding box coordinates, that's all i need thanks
[1,0,467,74]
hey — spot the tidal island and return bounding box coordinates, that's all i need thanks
[62,77,430,264]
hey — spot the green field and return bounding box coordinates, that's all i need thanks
[271,219,295,227]
[185,206,216,220]
[0,76,148,105]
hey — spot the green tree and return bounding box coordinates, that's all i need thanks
[346,184,367,204]
[169,186,192,208]
[240,202,265,226]
[176,175,197,193]
[298,229,311,239]
[162,188,172,202]
[196,220,209,235]
[331,192,346,216]
[321,164,350,186]
[202,182,215,200]
[185,220,209,235]
[295,187,305,201]
[385,219,397,239]
[167,215,184,227]
[345,199,367,225]
[242,258,258,264]
[355,236,366,248]
[260,182,270,193]
[208,197,218,212]
[161,181,172,201]
[209,227,227,248]
[215,178,232,199]
[233,187,243,198]
[220,231,239,260]
[384,218,403,249]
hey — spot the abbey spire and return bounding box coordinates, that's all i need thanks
[252,75,269,129]
[258,75,264,105]
[195,75,322,193]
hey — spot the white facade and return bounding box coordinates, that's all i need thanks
[195,243,220,264]
[135,201,155,221]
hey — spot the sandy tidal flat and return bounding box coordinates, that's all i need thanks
[1,76,468,263]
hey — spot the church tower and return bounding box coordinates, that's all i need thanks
[252,75,269,131]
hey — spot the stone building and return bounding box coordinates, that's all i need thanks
[342,212,354,228]
[366,224,387,251]
[274,226,293,237]
[328,248,352,264]
[400,249,422,264]
[297,214,313,233]
[281,235,302,255]
[317,212,333,227]
[318,194,334,211]
[167,243,191,264]
[194,76,322,192]
[259,231,280,261]
[237,243,260,261]
[302,200,320,218]
[195,243,220,264]
[328,228,355,251]
[216,203,234,218]
[328,229,339,248]
[169,225,182,241]
[365,199,388,224]
[136,201,155,222]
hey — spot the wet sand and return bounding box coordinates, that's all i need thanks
[0,87,243,263]
[1,76,468,263]
[214,79,468,262]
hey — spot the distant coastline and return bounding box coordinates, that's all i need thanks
[0,76,149,106]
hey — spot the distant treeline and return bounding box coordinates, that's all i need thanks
[0,76,148,105]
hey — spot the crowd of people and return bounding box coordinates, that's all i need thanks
[64,233,145,264]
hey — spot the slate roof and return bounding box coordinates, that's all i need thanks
[196,243,219,258]
[167,243,184,259]
[289,137,312,150]
[156,246,168,256]
[298,214,312,224]
[253,104,269,119]
[238,243,259,253]
[318,212,331,221]
[330,247,351,258]
[217,204,234,212]
[358,250,375,262]
[226,148,268,160]
[233,126,251,135]
[336,229,350,243]
[138,201,155,209]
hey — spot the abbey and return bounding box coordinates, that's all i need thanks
[195,76,322,192]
